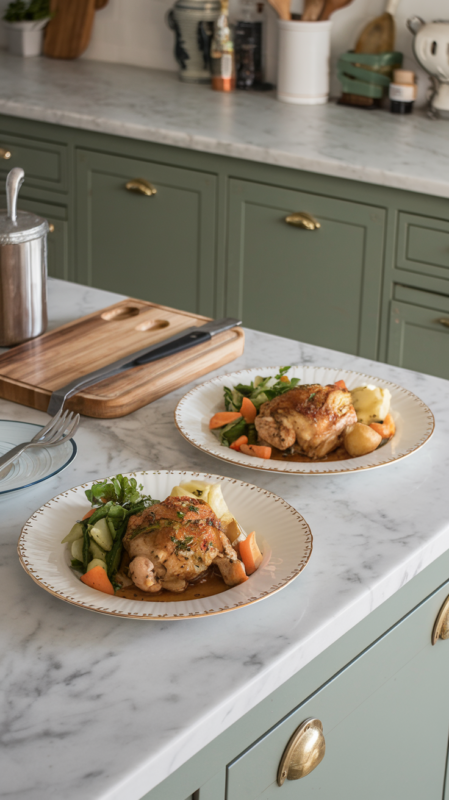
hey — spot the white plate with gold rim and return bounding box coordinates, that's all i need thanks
[175,367,435,475]
[18,471,312,620]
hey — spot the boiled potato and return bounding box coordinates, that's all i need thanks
[170,485,197,500]
[350,385,391,425]
[207,484,229,519]
[179,480,211,501]
[344,423,382,457]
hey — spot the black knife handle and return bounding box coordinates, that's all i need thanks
[133,329,212,366]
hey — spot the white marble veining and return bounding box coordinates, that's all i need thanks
[1,279,449,800]
[0,52,449,198]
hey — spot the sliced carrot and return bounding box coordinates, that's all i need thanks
[280,375,290,384]
[80,565,115,595]
[240,396,257,424]
[239,531,263,576]
[230,435,249,452]
[82,508,96,520]
[334,380,347,390]
[240,443,272,459]
[209,411,242,430]
[369,413,396,439]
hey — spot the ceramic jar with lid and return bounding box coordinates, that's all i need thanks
[167,0,221,83]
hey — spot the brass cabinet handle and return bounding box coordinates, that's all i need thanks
[277,718,325,786]
[0,147,12,160]
[432,595,449,645]
[125,178,157,197]
[437,319,449,328]
[285,212,321,231]
[48,223,55,233]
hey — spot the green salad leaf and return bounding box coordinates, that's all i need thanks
[63,475,159,587]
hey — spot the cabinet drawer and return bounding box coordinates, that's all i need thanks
[387,285,449,379]
[75,149,217,316]
[0,131,68,192]
[396,212,449,282]
[226,179,385,359]
[227,583,449,800]
[0,192,69,280]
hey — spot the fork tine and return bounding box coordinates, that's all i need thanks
[45,414,80,446]
[45,410,72,443]
[31,406,64,442]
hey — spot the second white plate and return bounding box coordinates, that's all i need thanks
[175,366,435,475]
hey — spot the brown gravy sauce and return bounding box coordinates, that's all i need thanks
[270,444,351,463]
[116,571,229,603]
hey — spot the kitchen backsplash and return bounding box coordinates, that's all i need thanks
[0,0,446,105]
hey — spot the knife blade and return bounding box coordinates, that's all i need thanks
[47,317,241,416]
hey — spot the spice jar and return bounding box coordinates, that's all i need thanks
[389,69,417,114]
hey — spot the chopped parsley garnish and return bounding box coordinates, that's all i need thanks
[170,535,194,553]
[177,511,185,519]
[188,504,199,513]
[307,393,316,402]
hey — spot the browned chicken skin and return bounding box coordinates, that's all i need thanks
[255,384,357,459]
[124,495,247,593]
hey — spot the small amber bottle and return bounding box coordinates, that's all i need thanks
[210,0,236,91]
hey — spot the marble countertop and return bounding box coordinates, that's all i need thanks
[0,51,449,198]
[2,279,449,800]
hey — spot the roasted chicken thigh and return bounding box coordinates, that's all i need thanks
[123,495,247,593]
[255,383,357,458]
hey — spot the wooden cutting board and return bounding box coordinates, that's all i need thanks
[44,0,98,59]
[0,299,244,419]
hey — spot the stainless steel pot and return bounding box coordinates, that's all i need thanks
[0,167,48,346]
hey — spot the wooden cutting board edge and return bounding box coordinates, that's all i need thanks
[0,298,244,418]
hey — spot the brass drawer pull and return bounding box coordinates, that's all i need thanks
[432,595,449,645]
[437,318,449,328]
[48,223,55,233]
[0,147,12,160]
[285,212,321,231]
[125,178,157,197]
[277,718,325,786]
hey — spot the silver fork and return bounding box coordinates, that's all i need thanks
[0,408,80,478]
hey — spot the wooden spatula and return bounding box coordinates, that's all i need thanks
[267,0,291,21]
[319,0,353,21]
[302,0,324,21]
[354,0,400,54]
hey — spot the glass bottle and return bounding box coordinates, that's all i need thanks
[210,0,236,92]
[235,0,263,89]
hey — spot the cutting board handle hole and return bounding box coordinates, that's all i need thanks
[135,319,170,332]
[101,306,141,321]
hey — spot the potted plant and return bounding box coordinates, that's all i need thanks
[3,0,51,57]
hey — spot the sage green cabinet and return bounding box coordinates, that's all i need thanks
[226,179,385,359]
[387,285,449,379]
[227,582,449,800]
[2,112,449,377]
[75,149,217,316]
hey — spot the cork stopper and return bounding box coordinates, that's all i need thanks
[393,69,416,85]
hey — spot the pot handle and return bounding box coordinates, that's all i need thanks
[6,167,25,224]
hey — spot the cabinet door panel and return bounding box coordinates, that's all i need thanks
[396,212,449,282]
[387,296,449,380]
[0,130,68,191]
[226,180,385,358]
[76,150,216,316]
[227,584,449,800]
